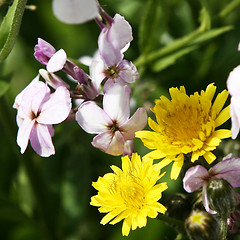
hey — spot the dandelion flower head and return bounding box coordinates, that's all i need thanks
[90,153,168,236]
[136,83,231,180]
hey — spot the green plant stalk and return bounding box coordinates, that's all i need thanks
[218,0,240,19]
[134,26,203,68]
[220,214,227,240]
[157,213,185,233]
[0,96,57,240]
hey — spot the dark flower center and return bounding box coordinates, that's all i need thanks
[106,65,119,79]
[109,121,119,132]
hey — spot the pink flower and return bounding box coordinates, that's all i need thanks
[91,14,139,91]
[75,83,147,155]
[13,77,72,157]
[183,156,240,213]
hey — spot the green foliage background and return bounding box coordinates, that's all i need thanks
[1,0,240,239]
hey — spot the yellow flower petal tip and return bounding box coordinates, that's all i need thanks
[90,153,167,236]
[136,83,231,179]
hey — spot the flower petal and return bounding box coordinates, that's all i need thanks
[98,28,123,66]
[92,130,125,156]
[90,55,106,90]
[230,96,240,139]
[17,118,35,154]
[171,154,184,180]
[47,49,67,73]
[227,65,240,97]
[52,0,99,24]
[202,185,216,214]
[13,75,40,109]
[123,140,134,156]
[76,101,112,134]
[37,86,71,125]
[120,108,147,140]
[21,82,49,117]
[39,69,70,90]
[30,123,55,157]
[118,60,139,83]
[183,165,209,193]
[209,158,240,187]
[107,14,133,51]
[103,84,131,124]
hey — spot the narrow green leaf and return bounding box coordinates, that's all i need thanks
[0,0,28,62]
[139,0,160,54]
[0,80,9,96]
[150,26,232,72]
[151,45,198,72]
[191,26,233,46]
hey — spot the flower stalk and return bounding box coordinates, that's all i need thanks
[220,214,227,240]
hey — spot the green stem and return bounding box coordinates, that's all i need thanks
[134,26,203,68]
[218,0,240,19]
[0,96,57,240]
[220,214,227,240]
[157,213,186,235]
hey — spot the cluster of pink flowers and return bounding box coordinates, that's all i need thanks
[13,2,147,157]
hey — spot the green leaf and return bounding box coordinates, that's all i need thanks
[151,45,198,72]
[0,80,9,96]
[150,26,232,72]
[0,0,28,62]
[191,26,233,45]
[139,0,160,54]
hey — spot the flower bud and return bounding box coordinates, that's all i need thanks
[39,69,70,90]
[185,209,219,240]
[206,179,237,215]
[165,194,192,221]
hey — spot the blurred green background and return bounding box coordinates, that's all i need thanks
[1,0,240,239]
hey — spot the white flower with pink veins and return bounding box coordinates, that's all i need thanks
[13,76,72,157]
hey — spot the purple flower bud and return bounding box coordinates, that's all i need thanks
[34,38,56,65]
[73,66,89,84]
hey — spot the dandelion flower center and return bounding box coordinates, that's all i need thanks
[118,177,145,209]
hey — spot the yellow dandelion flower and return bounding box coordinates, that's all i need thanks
[135,83,231,180]
[90,153,168,236]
